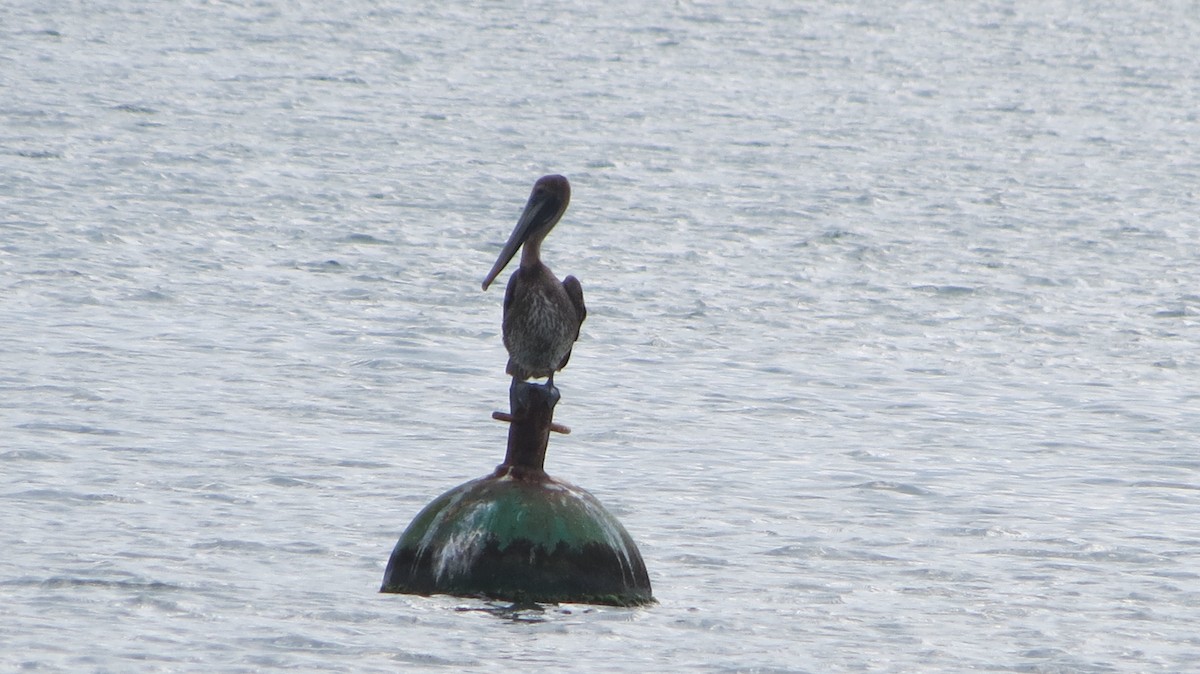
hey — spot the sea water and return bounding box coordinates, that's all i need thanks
[3,1,1198,671]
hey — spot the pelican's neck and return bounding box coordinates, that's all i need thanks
[519,236,543,270]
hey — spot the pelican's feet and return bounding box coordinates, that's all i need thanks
[494,378,569,434]
[509,378,560,417]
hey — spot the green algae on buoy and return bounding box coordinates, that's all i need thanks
[381,382,653,607]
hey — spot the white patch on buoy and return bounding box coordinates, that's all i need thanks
[430,500,497,583]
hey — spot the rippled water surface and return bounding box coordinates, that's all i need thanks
[3,1,1199,671]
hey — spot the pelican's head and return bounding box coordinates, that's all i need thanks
[482,175,571,291]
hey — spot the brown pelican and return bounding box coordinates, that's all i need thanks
[481,175,586,390]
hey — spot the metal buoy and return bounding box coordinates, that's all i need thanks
[381,382,653,606]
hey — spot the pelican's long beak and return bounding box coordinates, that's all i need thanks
[481,182,565,291]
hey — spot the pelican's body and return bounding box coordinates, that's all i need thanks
[482,175,585,387]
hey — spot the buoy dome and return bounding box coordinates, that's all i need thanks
[381,466,653,607]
